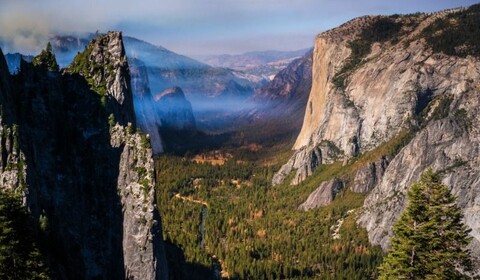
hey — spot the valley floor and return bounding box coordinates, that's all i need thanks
[155,148,387,279]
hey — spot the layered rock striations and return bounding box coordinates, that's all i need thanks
[274,5,480,267]
[0,32,167,279]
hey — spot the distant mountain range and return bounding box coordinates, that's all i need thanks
[2,34,261,141]
[198,48,310,70]
[227,49,313,151]
[1,33,313,152]
[198,48,310,83]
[124,36,206,70]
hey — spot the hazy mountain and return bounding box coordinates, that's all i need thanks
[50,34,95,66]
[124,36,206,70]
[122,37,254,102]
[45,34,254,103]
[230,49,313,150]
[199,48,310,70]
[3,53,33,74]
[23,34,253,144]
[129,56,196,154]
[198,48,311,85]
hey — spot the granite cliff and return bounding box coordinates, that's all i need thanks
[0,32,168,279]
[273,5,480,268]
[153,87,196,131]
[129,58,196,154]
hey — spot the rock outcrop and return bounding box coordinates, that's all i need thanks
[273,16,386,186]
[272,140,342,186]
[298,179,344,210]
[67,31,135,125]
[153,87,196,130]
[351,157,388,193]
[359,120,480,252]
[274,5,480,268]
[0,32,168,279]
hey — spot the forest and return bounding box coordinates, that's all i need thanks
[153,130,417,279]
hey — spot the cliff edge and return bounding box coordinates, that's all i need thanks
[273,5,480,268]
[0,32,168,279]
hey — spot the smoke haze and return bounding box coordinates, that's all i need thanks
[1,0,477,56]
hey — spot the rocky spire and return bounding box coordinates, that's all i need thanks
[0,33,168,279]
[67,31,136,126]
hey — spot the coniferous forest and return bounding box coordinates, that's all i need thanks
[155,131,414,279]
[156,155,383,279]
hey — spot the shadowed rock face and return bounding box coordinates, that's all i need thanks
[230,49,313,149]
[129,58,165,154]
[129,58,196,154]
[153,87,196,131]
[4,53,33,74]
[0,32,168,279]
[351,157,388,193]
[273,6,480,269]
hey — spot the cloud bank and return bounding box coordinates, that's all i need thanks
[0,0,478,55]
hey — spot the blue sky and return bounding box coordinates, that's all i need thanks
[0,0,478,56]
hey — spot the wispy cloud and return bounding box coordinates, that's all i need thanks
[0,0,478,55]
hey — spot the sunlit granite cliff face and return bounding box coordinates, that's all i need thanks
[273,5,480,268]
[0,32,168,279]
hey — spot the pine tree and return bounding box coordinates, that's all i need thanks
[32,42,59,72]
[0,191,50,279]
[379,169,472,279]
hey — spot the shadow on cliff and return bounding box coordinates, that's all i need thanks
[10,61,127,279]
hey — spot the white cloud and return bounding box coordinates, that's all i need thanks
[0,0,477,55]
